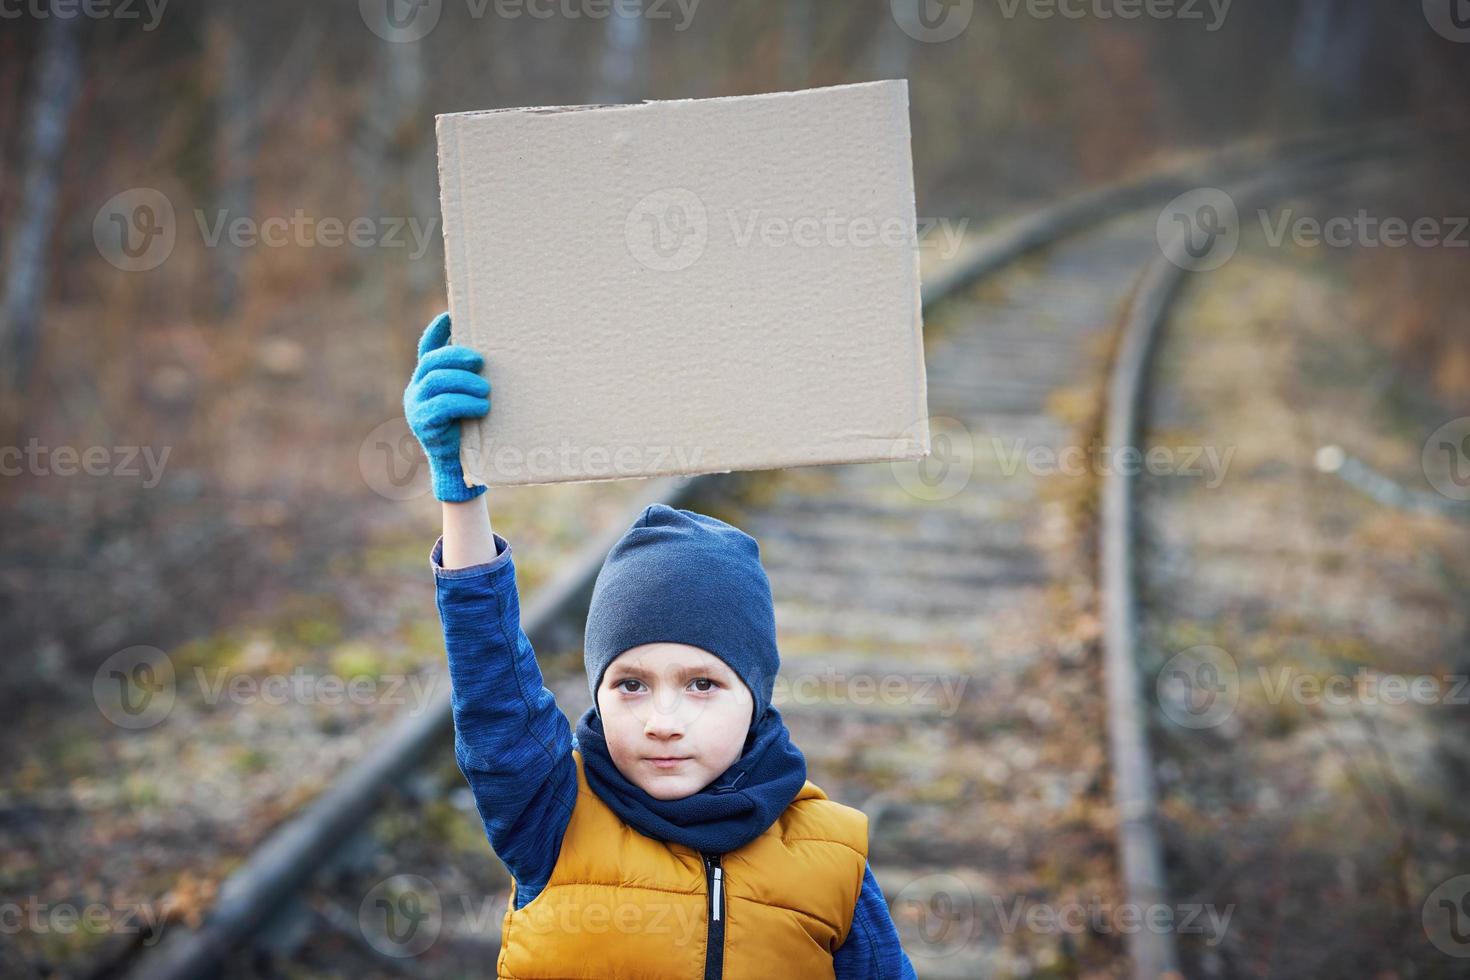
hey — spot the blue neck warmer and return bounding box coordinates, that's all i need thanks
[573,702,808,854]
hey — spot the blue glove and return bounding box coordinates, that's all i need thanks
[404,312,490,502]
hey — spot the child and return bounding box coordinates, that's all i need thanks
[406,312,917,978]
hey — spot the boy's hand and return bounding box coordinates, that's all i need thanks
[404,311,490,503]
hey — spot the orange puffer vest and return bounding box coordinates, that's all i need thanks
[497,749,869,979]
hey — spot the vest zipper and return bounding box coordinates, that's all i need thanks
[702,852,725,980]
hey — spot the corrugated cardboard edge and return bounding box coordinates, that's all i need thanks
[433,111,489,491]
[441,79,903,119]
[894,78,932,461]
[435,79,930,489]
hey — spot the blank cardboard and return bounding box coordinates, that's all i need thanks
[435,79,929,488]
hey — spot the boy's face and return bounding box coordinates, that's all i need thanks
[596,642,754,801]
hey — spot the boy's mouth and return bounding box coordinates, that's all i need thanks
[644,756,693,770]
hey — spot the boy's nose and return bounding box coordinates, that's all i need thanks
[641,703,687,738]
[643,714,684,738]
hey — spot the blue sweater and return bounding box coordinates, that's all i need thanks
[432,531,917,979]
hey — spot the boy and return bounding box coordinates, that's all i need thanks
[406,312,917,977]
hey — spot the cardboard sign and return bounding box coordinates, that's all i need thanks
[435,79,929,488]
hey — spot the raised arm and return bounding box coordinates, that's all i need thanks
[431,517,576,909]
[406,312,576,907]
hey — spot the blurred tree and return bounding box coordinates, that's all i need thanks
[595,9,649,104]
[207,0,257,317]
[352,33,428,304]
[869,16,910,82]
[870,3,905,80]
[781,0,814,88]
[1290,0,1375,120]
[0,14,84,397]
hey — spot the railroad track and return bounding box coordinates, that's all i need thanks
[111,127,1434,980]
[1114,154,1470,978]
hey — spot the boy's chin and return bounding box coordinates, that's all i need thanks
[632,773,701,801]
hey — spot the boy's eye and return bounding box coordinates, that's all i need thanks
[613,677,718,693]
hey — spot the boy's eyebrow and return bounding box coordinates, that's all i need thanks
[607,663,727,682]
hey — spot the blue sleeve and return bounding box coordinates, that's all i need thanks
[431,532,577,910]
[832,862,918,980]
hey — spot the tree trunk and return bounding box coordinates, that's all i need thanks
[782,0,814,88]
[0,15,85,395]
[208,0,257,318]
[1290,0,1373,118]
[595,10,649,104]
[352,34,428,305]
[871,12,911,81]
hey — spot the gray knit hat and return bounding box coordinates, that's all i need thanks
[583,504,779,731]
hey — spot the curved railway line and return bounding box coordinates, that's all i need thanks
[107,125,1453,980]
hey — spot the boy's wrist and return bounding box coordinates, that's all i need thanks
[431,455,486,503]
[441,493,498,569]
[431,531,513,578]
